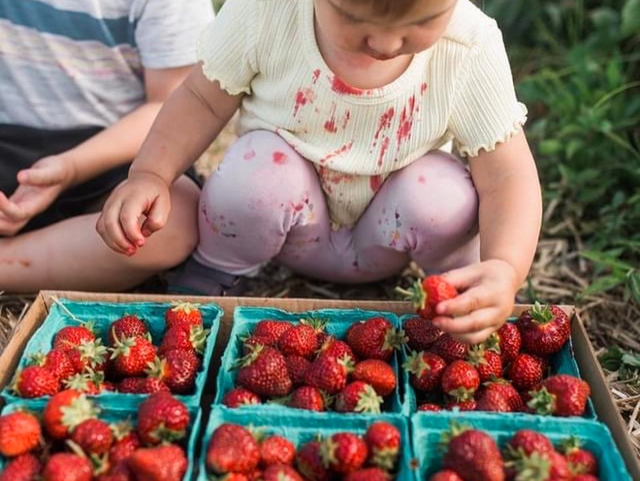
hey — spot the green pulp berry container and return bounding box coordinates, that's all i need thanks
[214,306,403,414]
[410,411,630,480]
[1,299,222,408]
[198,405,414,480]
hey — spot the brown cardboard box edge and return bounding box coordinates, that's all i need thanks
[0,290,637,479]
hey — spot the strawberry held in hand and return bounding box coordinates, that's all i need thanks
[516,302,571,355]
[396,275,458,319]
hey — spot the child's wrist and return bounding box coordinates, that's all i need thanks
[128,169,172,187]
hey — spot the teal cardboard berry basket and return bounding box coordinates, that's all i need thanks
[214,306,404,414]
[399,315,597,418]
[0,399,202,480]
[0,299,222,409]
[198,405,414,481]
[410,411,630,480]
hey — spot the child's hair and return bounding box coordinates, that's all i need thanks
[343,0,420,19]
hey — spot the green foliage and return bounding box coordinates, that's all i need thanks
[599,345,640,381]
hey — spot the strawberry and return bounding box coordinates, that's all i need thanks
[260,436,296,466]
[444,399,477,411]
[572,475,599,481]
[467,346,503,383]
[0,411,41,457]
[475,390,511,412]
[278,324,317,358]
[108,315,148,346]
[417,403,442,411]
[147,349,200,393]
[402,316,443,351]
[296,441,330,480]
[441,361,480,401]
[43,390,98,440]
[97,461,133,481]
[516,302,571,355]
[335,381,383,413]
[109,423,141,466]
[288,386,326,411]
[364,422,400,471]
[242,335,276,354]
[219,474,250,481]
[165,302,203,333]
[118,377,169,394]
[485,322,521,362]
[528,375,590,417]
[403,351,447,392]
[483,379,524,412]
[128,444,187,481]
[10,366,59,398]
[235,345,292,398]
[286,355,312,386]
[346,317,406,361]
[53,325,95,352]
[352,359,396,396]
[0,452,41,481]
[317,338,355,362]
[431,334,469,363]
[320,432,368,474]
[71,418,113,456]
[344,468,390,481]
[253,320,292,343]
[137,392,189,445]
[67,338,109,374]
[510,451,571,481]
[263,465,303,481]
[442,425,504,481]
[64,370,106,394]
[506,353,544,391]
[506,430,554,459]
[396,275,458,318]
[158,325,208,356]
[206,424,260,474]
[305,354,352,394]
[42,453,92,481]
[223,387,261,408]
[561,437,598,475]
[429,471,464,481]
[31,349,75,387]
[110,335,157,377]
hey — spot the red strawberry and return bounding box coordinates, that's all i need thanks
[431,334,469,363]
[0,452,41,481]
[110,336,157,377]
[506,353,544,391]
[235,345,292,398]
[528,375,590,417]
[159,325,208,356]
[165,302,203,332]
[206,424,260,474]
[403,351,447,392]
[572,475,599,481]
[137,392,189,445]
[243,335,277,354]
[288,386,326,411]
[402,316,443,351]
[364,422,400,471]
[352,359,396,396]
[429,471,464,481]
[344,468,390,481]
[71,418,113,456]
[286,355,312,386]
[98,461,133,481]
[441,361,480,401]
[263,465,303,481]
[64,370,106,394]
[43,390,98,440]
[561,437,598,475]
[223,387,261,408]
[485,323,521,362]
[148,349,200,393]
[296,441,330,481]
[442,426,504,481]
[260,436,296,466]
[66,339,108,375]
[320,432,368,474]
[396,275,458,318]
[42,453,92,481]
[305,354,352,394]
[317,337,355,362]
[506,430,554,458]
[278,324,319,358]
[118,377,170,394]
[467,346,503,383]
[0,411,41,457]
[253,320,292,344]
[418,403,442,411]
[108,315,148,346]
[475,390,511,412]
[129,444,187,481]
[219,474,250,481]
[516,303,571,355]
[512,451,571,480]
[31,349,75,387]
[53,325,95,352]
[346,317,406,361]
[483,379,524,412]
[10,366,59,398]
[109,423,141,466]
[335,381,383,413]
[444,399,477,411]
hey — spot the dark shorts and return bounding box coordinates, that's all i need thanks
[0,124,201,233]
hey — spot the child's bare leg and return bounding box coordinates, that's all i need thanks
[0,176,199,293]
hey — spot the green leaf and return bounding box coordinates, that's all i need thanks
[581,275,624,297]
[599,345,624,371]
[580,250,635,271]
[621,352,640,369]
[622,0,640,36]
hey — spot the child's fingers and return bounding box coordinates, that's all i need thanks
[140,193,170,237]
[0,192,28,222]
[451,326,497,346]
[96,202,135,254]
[440,264,481,290]
[17,166,59,186]
[436,285,492,317]
[432,306,498,335]
[119,199,147,247]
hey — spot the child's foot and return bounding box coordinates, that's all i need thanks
[164,257,246,296]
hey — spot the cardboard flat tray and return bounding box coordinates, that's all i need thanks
[0,290,638,480]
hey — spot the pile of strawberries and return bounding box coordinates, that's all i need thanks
[429,423,600,481]
[400,276,590,416]
[206,421,402,480]
[9,303,208,397]
[0,391,191,480]
[222,316,406,413]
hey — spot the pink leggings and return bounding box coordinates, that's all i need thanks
[195,131,480,283]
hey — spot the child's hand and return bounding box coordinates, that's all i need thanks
[96,172,171,256]
[431,259,518,345]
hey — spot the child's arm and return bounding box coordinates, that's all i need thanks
[97,66,243,255]
[432,131,542,344]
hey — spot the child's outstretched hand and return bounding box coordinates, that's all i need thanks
[96,172,171,256]
[432,259,519,345]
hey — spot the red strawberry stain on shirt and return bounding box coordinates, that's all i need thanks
[397,95,417,145]
[331,76,365,95]
[320,141,354,164]
[342,110,351,129]
[324,118,337,133]
[370,175,384,192]
[312,69,321,84]
[272,151,288,165]
[374,108,395,144]
[421,82,428,94]
[293,88,315,117]
[378,137,391,167]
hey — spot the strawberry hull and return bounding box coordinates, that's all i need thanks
[214,307,404,413]
[410,411,631,480]
[0,299,222,408]
[198,406,413,480]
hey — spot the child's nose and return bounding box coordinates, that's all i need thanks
[366,34,404,58]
